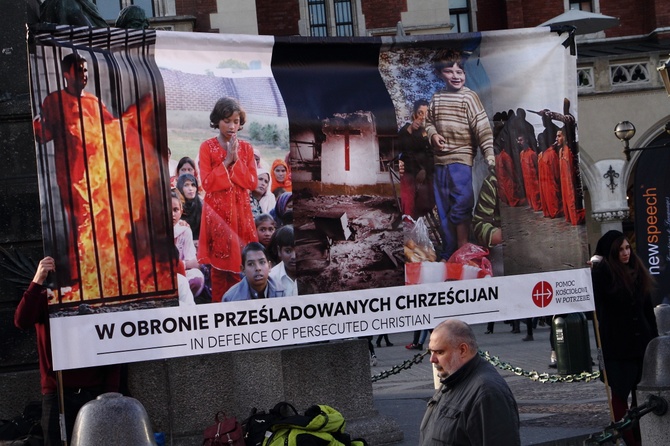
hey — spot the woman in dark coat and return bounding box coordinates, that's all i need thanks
[592,230,658,446]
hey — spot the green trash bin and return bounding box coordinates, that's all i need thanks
[552,313,592,375]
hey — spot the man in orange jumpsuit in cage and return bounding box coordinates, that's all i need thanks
[33,52,158,300]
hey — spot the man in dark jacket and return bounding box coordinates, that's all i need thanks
[419,319,520,445]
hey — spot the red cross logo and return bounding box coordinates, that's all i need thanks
[531,281,553,308]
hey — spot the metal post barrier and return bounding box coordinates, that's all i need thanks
[552,313,592,375]
[585,394,667,445]
[637,329,670,444]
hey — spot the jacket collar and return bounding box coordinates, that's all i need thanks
[440,354,480,391]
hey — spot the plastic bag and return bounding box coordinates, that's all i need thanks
[447,243,493,277]
[404,216,436,263]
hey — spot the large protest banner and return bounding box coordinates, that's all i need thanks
[27,25,591,370]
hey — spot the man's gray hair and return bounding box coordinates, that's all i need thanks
[436,319,479,351]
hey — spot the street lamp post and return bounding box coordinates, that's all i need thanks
[614,121,636,161]
[658,55,670,97]
[613,121,670,161]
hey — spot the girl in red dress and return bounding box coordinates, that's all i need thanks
[197,97,258,301]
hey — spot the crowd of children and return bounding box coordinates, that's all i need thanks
[168,97,296,303]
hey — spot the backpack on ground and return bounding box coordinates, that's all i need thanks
[242,403,289,446]
[244,402,366,446]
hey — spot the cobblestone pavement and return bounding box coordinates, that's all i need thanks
[509,376,610,428]
[371,321,611,445]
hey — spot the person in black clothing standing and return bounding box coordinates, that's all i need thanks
[592,230,657,446]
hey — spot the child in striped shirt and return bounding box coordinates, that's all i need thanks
[425,49,496,260]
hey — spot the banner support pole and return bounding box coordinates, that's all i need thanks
[57,370,68,446]
[592,311,624,445]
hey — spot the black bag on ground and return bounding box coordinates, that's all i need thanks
[243,402,298,446]
[244,402,367,446]
[0,401,42,446]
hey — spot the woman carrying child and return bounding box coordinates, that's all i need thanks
[197,97,258,302]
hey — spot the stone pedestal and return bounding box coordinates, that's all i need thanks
[127,339,402,445]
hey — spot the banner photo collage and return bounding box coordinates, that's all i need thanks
[27,25,591,370]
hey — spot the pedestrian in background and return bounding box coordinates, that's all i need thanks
[406,329,430,350]
[592,230,657,446]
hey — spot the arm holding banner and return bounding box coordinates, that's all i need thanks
[14,257,54,329]
[14,257,121,444]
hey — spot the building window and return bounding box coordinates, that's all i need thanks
[308,0,328,37]
[577,67,594,89]
[94,0,154,21]
[307,0,354,37]
[569,0,593,11]
[610,63,650,86]
[333,0,354,36]
[449,0,471,33]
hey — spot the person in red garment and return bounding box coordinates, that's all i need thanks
[557,130,584,225]
[397,99,435,219]
[537,135,562,219]
[270,158,292,196]
[33,52,160,300]
[198,97,258,302]
[14,257,120,445]
[495,144,524,207]
[518,135,541,212]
